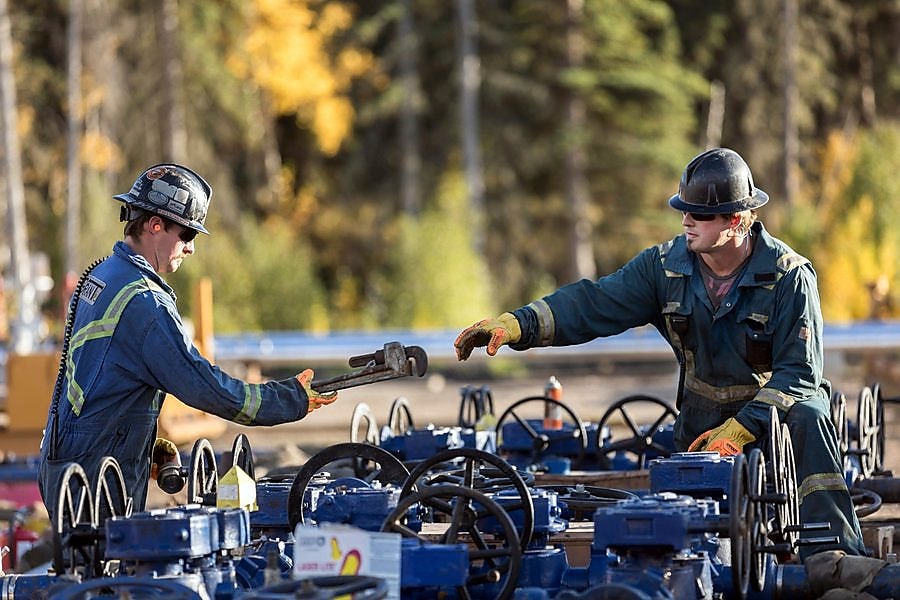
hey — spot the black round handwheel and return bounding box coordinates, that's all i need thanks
[387,397,415,436]
[768,408,800,551]
[401,448,535,547]
[381,484,523,600]
[830,391,850,470]
[288,442,410,530]
[595,395,677,469]
[48,576,203,600]
[187,438,218,505]
[729,452,751,600]
[494,395,589,468]
[858,385,887,479]
[230,433,256,481]
[850,486,883,519]
[871,382,886,474]
[53,462,97,578]
[747,448,769,592]
[459,385,494,428]
[535,484,637,521]
[857,386,880,479]
[236,575,389,599]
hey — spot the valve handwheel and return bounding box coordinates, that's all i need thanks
[729,452,751,600]
[595,394,677,469]
[288,442,410,530]
[93,456,131,577]
[870,382,886,474]
[535,484,637,522]
[350,402,380,445]
[229,433,256,481]
[494,395,589,468]
[94,455,131,524]
[401,447,535,547]
[830,391,851,470]
[387,397,415,436]
[381,484,522,600]
[746,448,770,592]
[767,407,800,551]
[458,385,494,428]
[857,385,884,478]
[187,437,218,505]
[53,462,98,578]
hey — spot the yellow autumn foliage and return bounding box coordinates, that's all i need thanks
[818,196,880,321]
[227,0,375,156]
[80,131,123,172]
[808,126,900,322]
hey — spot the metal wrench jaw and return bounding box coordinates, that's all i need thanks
[347,343,428,376]
[404,346,428,376]
[312,342,429,393]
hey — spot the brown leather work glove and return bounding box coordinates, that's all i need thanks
[688,417,756,456]
[454,312,522,360]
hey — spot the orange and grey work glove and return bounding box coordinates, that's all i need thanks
[150,437,180,481]
[454,312,522,361]
[688,417,756,456]
[296,369,339,413]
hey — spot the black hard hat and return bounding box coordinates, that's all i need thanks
[114,163,212,234]
[668,148,768,214]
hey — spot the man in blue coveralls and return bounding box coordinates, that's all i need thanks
[454,148,866,559]
[39,163,338,522]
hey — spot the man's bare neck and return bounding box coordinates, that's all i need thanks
[699,238,753,277]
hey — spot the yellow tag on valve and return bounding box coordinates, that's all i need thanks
[217,465,258,512]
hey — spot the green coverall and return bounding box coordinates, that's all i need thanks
[510,221,866,558]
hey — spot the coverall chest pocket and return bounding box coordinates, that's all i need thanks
[739,310,773,373]
[661,289,696,352]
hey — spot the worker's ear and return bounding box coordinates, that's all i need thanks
[148,216,163,233]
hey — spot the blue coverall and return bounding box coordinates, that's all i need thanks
[39,241,312,520]
[510,222,865,558]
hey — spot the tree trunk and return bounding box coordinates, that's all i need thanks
[854,8,876,126]
[155,0,187,162]
[399,0,421,217]
[0,0,37,352]
[65,0,84,290]
[705,80,725,150]
[564,0,595,282]
[782,0,798,205]
[455,0,484,252]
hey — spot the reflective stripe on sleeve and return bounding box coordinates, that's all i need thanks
[234,383,262,425]
[753,387,796,411]
[527,299,556,347]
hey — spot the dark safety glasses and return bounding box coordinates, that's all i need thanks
[178,227,198,243]
[683,212,717,222]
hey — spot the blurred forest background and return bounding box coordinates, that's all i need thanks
[1,0,899,344]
